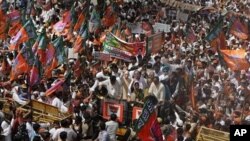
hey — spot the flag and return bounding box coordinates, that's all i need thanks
[73,21,89,53]
[73,12,85,32]
[70,3,77,27]
[210,32,227,50]
[73,35,83,53]
[230,18,248,40]
[45,43,55,66]
[89,7,101,33]
[52,36,66,64]
[185,28,196,43]
[29,55,42,86]
[134,95,163,141]
[101,5,117,27]
[10,46,34,81]
[206,17,224,42]
[220,49,250,71]
[8,22,22,38]
[0,10,9,40]
[9,20,37,51]
[44,57,58,78]
[36,31,55,66]
[7,10,21,25]
[45,79,64,96]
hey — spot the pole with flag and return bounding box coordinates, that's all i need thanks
[134,95,164,141]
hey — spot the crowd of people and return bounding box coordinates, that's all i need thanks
[0,0,250,141]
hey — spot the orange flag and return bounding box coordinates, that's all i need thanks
[220,49,250,71]
[44,57,58,78]
[73,35,83,53]
[101,5,117,27]
[0,10,8,40]
[74,13,85,32]
[10,53,30,81]
[230,18,248,40]
[8,22,22,37]
[210,32,227,50]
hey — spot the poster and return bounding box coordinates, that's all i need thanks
[146,32,165,54]
[153,23,171,33]
[68,48,78,59]
[103,100,124,122]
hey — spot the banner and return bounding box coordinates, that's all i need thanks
[135,96,163,141]
[230,18,248,40]
[103,33,145,61]
[132,107,142,121]
[102,99,124,122]
[153,23,171,33]
[146,32,165,54]
[93,51,112,61]
[165,0,202,12]
[220,49,250,71]
[127,23,144,34]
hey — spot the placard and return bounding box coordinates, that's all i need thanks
[146,32,165,54]
[132,106,142,121]
[103,100,124,122]
[153,23,171,33]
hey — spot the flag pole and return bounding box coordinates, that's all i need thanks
[26,72,33,122]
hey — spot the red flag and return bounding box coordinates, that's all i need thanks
[29,56,42,86]
[45,79,64,96]
[44,57,58,78]
[210,32,227,50]
[135,96,163,141]
[8,22,22,37]
[74,13,85,32]
[230,18,248,40]
[10,46,33,81]
[220,49,250,71]
[73,35,83,53]
[101,5,117,27]
[9,21,33,51]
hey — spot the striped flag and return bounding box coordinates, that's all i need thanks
[10,46,34,81]
[52,36,66,64]
[206,17,223,42]
[8,22,23,38]
[44,57,58,78]
[220,49,250,71]
[135,96,163,141]
[230,18,248,40]
[210,32,227,50]
[73,12,85,32]
[45,79,65,96]
[9,20,37,51]
[89,7,101,33]
[73,35,83,53]
[29,55,42,86]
